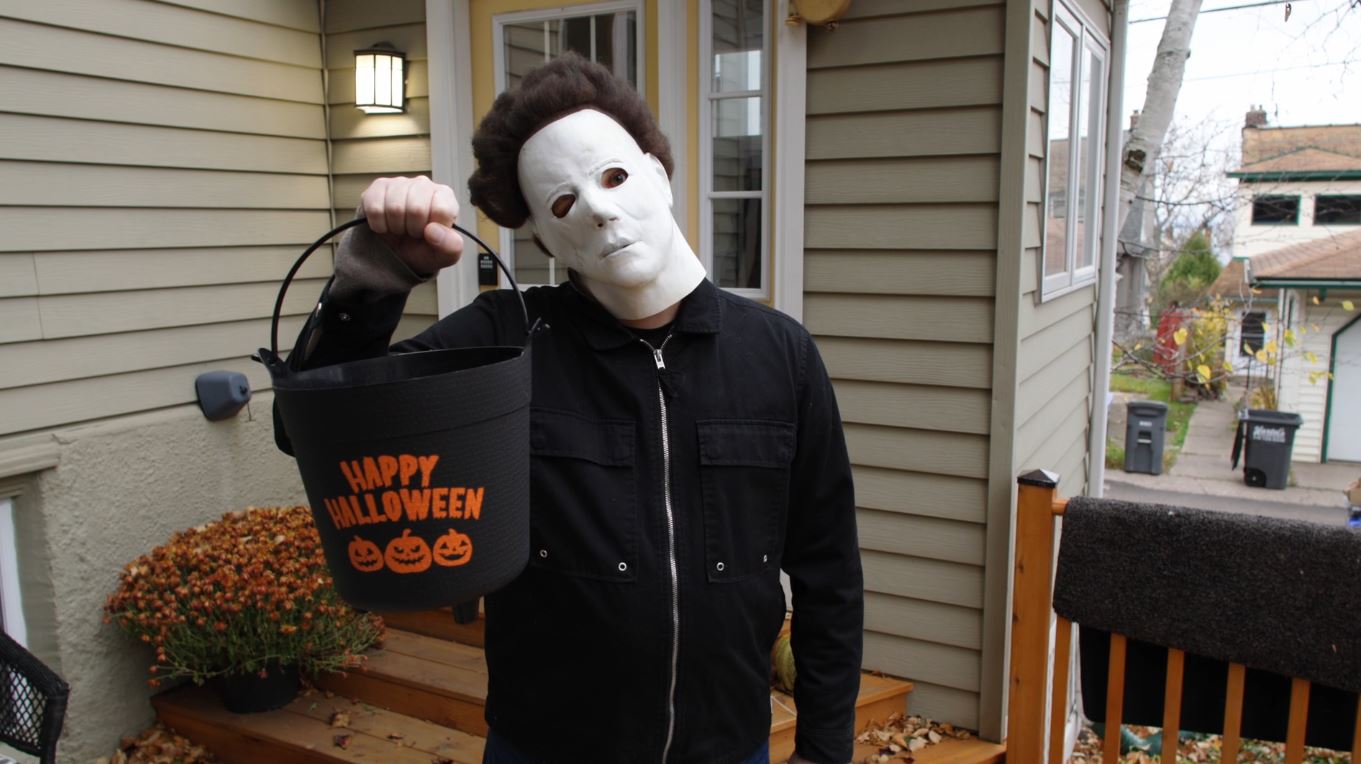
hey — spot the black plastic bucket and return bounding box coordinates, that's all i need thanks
[256,218,534,611]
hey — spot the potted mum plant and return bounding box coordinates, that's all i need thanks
[105,506,384,713]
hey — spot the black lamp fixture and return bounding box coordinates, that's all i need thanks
[354,43,406,114]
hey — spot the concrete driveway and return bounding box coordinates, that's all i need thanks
[1105,397,1360,525]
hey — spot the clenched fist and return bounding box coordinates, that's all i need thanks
[359,176,465,276]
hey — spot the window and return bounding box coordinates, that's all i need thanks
[1250,195,1299,225]
[495,2,642,287]
[701,0,769,296]
[1315,195,1361,225]
[1240,311,1266,356]
[1041,3,1107,298]
[1,497,25,646]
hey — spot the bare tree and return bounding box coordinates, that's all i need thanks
[1115,118,1238,337]
[1112,0,1205,337]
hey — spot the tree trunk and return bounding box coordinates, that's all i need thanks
[1117,0,1204,230]
[1114,0,1203,333]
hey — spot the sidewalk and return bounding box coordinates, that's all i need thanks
[1106,397,1359,508]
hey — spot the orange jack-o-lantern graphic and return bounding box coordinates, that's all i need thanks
[384,529,433,574]
[348,535,384,572]
[432,529,474,567]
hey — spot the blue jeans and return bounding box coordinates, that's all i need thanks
[482,729,771,764]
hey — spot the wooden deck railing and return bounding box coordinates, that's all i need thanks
[1005,470,1361,764]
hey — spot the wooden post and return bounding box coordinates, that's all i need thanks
[1008,470,1060,764]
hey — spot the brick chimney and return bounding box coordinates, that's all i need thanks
[1129,110,1141,130]
[1244,105,1268,129]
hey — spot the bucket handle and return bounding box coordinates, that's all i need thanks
[269,218,531,359]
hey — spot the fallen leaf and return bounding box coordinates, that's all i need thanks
[333,734,353,750]
[329,711,350,728]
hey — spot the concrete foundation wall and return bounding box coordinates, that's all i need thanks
[15,396,304,762]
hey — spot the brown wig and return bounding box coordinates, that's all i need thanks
[467,52,673,229]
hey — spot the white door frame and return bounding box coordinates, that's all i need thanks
[1326,312,1361,462]
[427,0,805,321]
[427,0,480,317]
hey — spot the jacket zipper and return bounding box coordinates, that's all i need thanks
[640,334,680,763]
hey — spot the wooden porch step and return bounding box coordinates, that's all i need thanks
[378,607,485,647]
[157,627,927,763]
[313,628,490,736]
[769,673,914,762]
[152,684,485,763]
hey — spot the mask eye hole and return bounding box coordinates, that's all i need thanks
[601,168,628,189]
[551,194,575,219]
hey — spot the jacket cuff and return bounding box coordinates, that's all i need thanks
[794,721,855,764]
[331,212,432,302]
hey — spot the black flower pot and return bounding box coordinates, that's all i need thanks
[210,661,301,713]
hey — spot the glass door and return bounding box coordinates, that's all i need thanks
[492,2,643,287]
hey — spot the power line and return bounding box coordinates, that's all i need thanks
[1131,0,1304,24]
[1180,58,1361,81]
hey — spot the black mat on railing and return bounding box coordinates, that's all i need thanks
[1054,496,1361,694]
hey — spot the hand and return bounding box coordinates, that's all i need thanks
[359,176,464,276]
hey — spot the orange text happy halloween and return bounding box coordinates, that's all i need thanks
[320,454,486,530]
[326,454,485,575]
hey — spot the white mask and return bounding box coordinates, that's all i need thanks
[517,109,705,321]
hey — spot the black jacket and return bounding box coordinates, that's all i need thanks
[289,278,863,763]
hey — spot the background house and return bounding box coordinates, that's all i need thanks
[0,0,1126,758]
[1213,117,1361,460]
[1228,116,1361,259]
[1230,233,1361,464]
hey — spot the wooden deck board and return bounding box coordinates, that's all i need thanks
[378,608,486,647]
[154,685,474,764]
[378,629,489,674]
[289,693,485,761]
[158,629,932,763]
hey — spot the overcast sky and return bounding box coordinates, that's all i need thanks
[1122,0,1359,152]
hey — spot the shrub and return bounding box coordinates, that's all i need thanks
[105,506,383,686]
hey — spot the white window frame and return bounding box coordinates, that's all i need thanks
[699,0,772,300]
[0,497,26,646]
[1040,2,1108,300]
[492,0,646,289]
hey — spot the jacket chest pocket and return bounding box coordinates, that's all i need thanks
[529,409,637,582]
[697,419,795,583]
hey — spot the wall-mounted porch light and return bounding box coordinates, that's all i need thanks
[354,43,406,114]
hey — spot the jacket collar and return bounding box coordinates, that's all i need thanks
[566,275,723,350]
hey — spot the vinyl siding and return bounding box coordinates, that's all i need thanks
[324,0,436,332]
[804,0,1004,727]
[1012,0,1113,485]
[0,0,328,437]
[1279,295,1360,462]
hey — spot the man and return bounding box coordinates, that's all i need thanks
[288,54,862,764]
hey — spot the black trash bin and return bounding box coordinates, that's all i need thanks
[1124,401,1169,475]
[1235,409,1303,490]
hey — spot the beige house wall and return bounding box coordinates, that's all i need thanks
[0,1,438,759]
[1013,0,1112,499]
[0,0,332,438]
[804,0,1005,730]
[325,0,438,334]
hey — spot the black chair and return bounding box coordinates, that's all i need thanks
[0,631,69,764]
